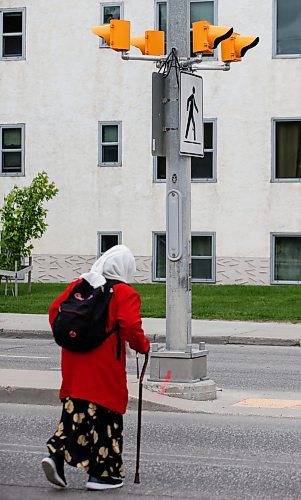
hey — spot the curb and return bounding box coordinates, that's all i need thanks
[1,330,300,347]
[0,386,186,412]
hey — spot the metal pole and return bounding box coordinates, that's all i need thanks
[165,0,191,352]
[148,0,216,400]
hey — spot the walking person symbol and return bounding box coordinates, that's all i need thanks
[185,86,199,142]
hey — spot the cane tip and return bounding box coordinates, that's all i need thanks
[134,473,140,484]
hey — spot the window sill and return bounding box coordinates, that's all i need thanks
[271,178,301,183]
[272,54,301,59]
[271,280,301,285]
[192,279,216,284]
[0,56,25,61]
[0,172,24,177]
[98,163,122,167]
[153,178,217,183]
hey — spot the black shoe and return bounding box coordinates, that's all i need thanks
[41,455,67,487]
[86,475,123,490]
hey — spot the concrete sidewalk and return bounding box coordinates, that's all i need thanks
[1,368,301,418]
[1,312,301,347]
[1,314,301,415]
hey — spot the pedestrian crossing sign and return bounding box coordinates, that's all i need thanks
[180,71,204,157]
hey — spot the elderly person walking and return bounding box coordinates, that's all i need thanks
[41,245,150,491]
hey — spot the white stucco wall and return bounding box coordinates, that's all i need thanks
[1,0,300,283]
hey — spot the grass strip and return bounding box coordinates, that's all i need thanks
[0,282,300,322]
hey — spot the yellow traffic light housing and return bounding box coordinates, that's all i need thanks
[91,19,130,51]
[192,20,233,55]
[221,33,259,62]
[131,30,165,55]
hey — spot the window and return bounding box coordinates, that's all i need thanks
[98,122,122,166]
[156,2,167,52]
[154,120,216,181]
[272,119,301,181]
[191,233,215,282]
[0,124,25,176]
[154,156,166,182]
[100,3,123,47]
[153,232,166,281]
[274,0,301,57]
[271,234,301,284]
[156,1,215,56]
[157,2,167,33]
[0,9,25,59]
[190,0,215,57]
[191,119,216,181]
[153,232,215,282]
[97,232,122,257]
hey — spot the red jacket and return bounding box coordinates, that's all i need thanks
[49,279,150,414]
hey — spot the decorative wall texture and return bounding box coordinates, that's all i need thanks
[32,255,152,283]
[216,258,270,285]
[32,255,270,285]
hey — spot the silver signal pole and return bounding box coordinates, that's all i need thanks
[148,0,216,400]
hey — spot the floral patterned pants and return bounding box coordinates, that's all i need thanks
[47,397,124,479]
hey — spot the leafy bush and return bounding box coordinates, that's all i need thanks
[0,172,58,270]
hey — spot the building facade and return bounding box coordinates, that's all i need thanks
[1,0,301,284]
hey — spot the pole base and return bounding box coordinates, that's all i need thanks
[147,347,216,400]
[144,378,216,401]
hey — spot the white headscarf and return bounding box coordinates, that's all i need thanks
[80,244,136,288]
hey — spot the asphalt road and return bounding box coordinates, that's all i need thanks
[0,338,300,392]
[1,403,301,499]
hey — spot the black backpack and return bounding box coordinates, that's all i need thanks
[53,279,122,356]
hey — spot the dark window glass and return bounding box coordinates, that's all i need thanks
[157,156,166,179]
[156,234,166,279]
[275,237,301,281]
[191,153,212,178]
[102,125,118,143]
[103,6,121,24]
[192,235,212,256]
[3,36,22,57]
[190,1,214,56]
[101,234,119,253]
[155,234,213,280]
[158,3,167,32]
[192,258,212,279]
[276,121,301,178]
[204,122,213,149]
[102,145,118,163]
[2,152,22,172]
[192,122,214,179]
[3,128,21,149]
[3,12,22,33]
[277,0,301,55]
[190,1,213,25]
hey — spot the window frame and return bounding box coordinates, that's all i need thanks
[191,118,217,182]
[190,0,218,60]
[155,1,167,27]
[153,118,217,182]
[0,123,25,177]
[152,231,167,282]
[155,1,217,57]
[99,2,124,48]
[152,231,216,282]
[0,8,26,60]
[271,233,301,284]
[98,121,122,167]
[271,118,301,182]
[191,231,216,283]
[97,231,122,257]
[272,0,301,58]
